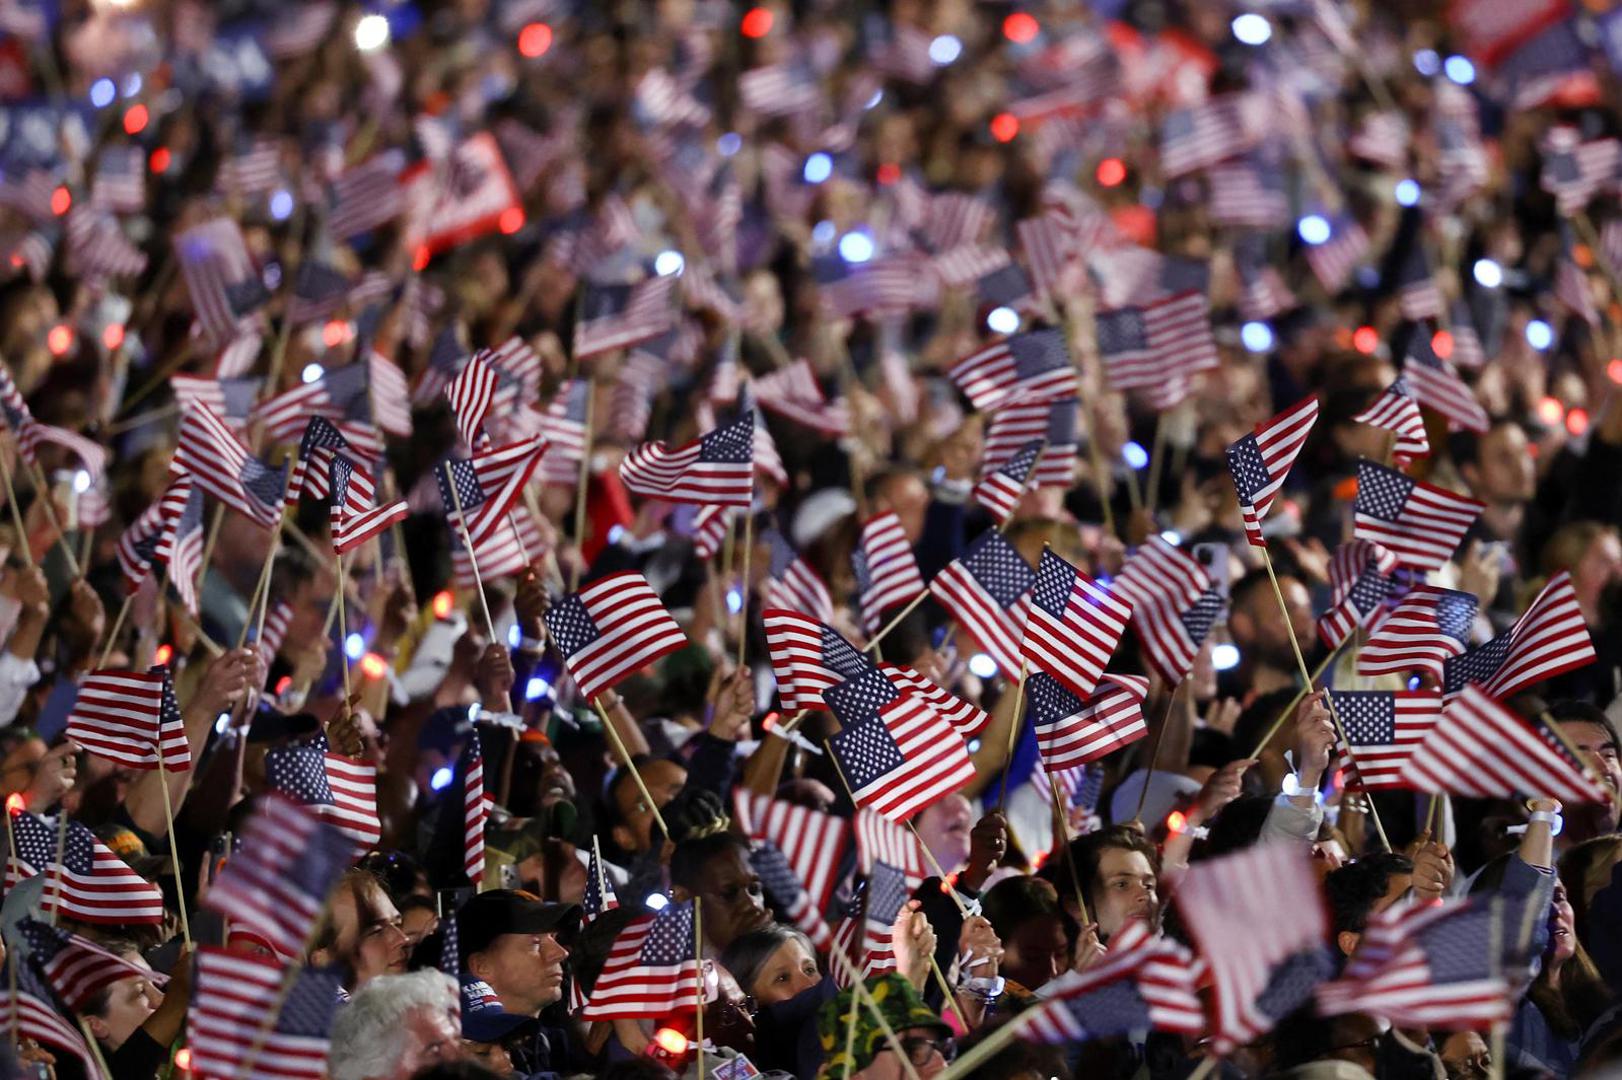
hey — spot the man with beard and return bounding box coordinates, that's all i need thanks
[1221,570,1318,703]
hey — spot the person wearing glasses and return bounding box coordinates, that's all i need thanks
[816,974,953,1079]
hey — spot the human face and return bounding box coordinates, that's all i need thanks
[1562,720,1622,823]
[329,882,409,988]
[1470,425,1535,504]
[0,736,44,798]
[88,955,160,1049]
[859,1025,948,1080]
[878,474,929,544]
[393,1004,461,1079]
[1001,915,1069,991]
[1440,1030,1492,1080]
[912,795,972,878]
[462,1040,514,1077]
[611,759,687,854]
[1094,847,1158,940]
[691,847,770,950]
[401,906,439,949]
[750,938,821,1006]
[1550,880,1576,965]
[470,932,569,1016]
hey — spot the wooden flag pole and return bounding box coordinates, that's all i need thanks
[996,661,1031,810]
[334,552,351,701]
[1248,644,1341,757]
[694,896,706,1080]
[864,590,930,654]
[1047,772,1091,924]
[155,736,192,947]
[96,593,133,670]
[1133,680,1186,824]
[0,454,33,568]
[822,944,924,1080]
[3,805,17,1050]
[932,1007,1038,1080]
[442,463,497,640]
[48,803,68,927]
[1259,545,1391,852]
[569,381,595,593]
[1145,410,1170,516]
[735,510,754,669]
[76,1016,114,1080]
[996,439,1048,534]
[235,913,328,1080]
[236,455,301,652]
[592,696,669,839]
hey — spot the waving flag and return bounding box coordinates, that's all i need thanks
[1318,545,1396,649]
[983,397,1077,489]
[929,530,1036,678]
[581,901,705,1020]
[115,474,195,595]
[173,405,285,529]
[691,505,731,562]
[733,789,848,915]
[462,733,487,885]
[174,217,260,345]
[1160,94,1262,177]
[1541,129,1621,217]
[574,276,679,359]
[66,668,189,772]
[761,610,875,712]
[1405,336,1488,433]
[6,810,165,925]
[329,458,408,555]
[857,860,911,976]
[0,959,101,1079]
[754,359,849,437]
[948,328,1076,413]
[1226,396,1318,547]
[853,513,925,633]
[1304,214,1370,292]
[751,841,834,950]
[1442,572,1595,700]
[1402,685,1608,805]
[1024,549,1133,698]
[1024,922,1205,1042]
[446,352,501,449]
[1393,246,1445,321]
[264,738,382,851]
[763,531,835,623]
[544,571,689,701]
[435,437,548,549]
[1134,587,1227,685]
[619,414,754,506]
[1027,672,1150,772]
[1329,689,1444,789]
[21,918,166,1013]
[825,668,976,823]
[1353,378,1430,465]
[1096,292,1219,398]
[189,947,340,1080]
[973,440,1043,525]
[1358,586,1477,682]
[584,844,619,922]
[255,364,384,454]
[1353,461,1483,571]
[879,663,991,739]
[537,379,591,485]
[1113,537,1210,610]
[854,808,927,892]
[171,374,261,431]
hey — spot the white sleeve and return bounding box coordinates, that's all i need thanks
[0,651,40,728]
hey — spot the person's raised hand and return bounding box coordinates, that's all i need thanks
[957,915,1003,977]
[707,668,754,741]
[193,648,256,717]
[1457,539,1503,612]
[960,812,1008,893]
[1072,923,1107,974]
[11,565,46,616]
[514,564,550,642]
[23,741,76,812]
[473,643,515,706]
[1406,830,1455,901]
[66,579,104,642]
[1293,691,1336,789]
[1203,697,1242,736]
[375,572,418,650]
[328,694,367,758]
[1191,758,1258,826]
[890,900,938,990]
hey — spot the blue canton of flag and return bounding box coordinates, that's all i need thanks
[866,861,910,928]
[542,594,597,662]
[821,626,877,682]
[640,901,697,965]
[1055,980,1155,1038]
[265,743,336,808]
[1254,948,1336,1024]
[1437,592,1477,642]
[1010,330,1071,383]
[1443,636,1514,696]
[435,458,488,519]
[1226,435,1271,506]
[698,417,755,463]
[239,457,288,514]
[752,843,805,911]
[1027,672,1085,726]
[1180,589,1226,643]
[828,714,908,790]
[1096,307,1149,355]
[824,668,901,724]
[960,531,1037,610]
[278,967,344,1037]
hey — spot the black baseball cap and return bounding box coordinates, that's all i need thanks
[456,889,580,959]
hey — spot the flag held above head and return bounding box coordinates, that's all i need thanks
[1226,396,1318,548]
[543,571,689,702]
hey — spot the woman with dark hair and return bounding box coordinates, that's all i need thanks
[665,790,771,954]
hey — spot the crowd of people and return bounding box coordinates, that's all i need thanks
[0,0,1619,1078]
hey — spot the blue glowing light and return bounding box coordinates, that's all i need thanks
[269,189,294,221]
[803,152,833,184]
[1212,644,1241,671]
[1231,13,1271,45]
[1444,55,1475,85]
[717,132,742,157]
[430,766,454,791]
[654,250,685,277]
[344,633,365,660]
[929,35,962,65]
[967,653,998,679]
[1394,179,1421,207]
[1122,441,1149,470]
[1526,320,1553,350]
[986,306,1020,334]
[90,79,114,109]
[1297,214,1331,246]
[838,230,874,263]
[1240,322,1274,352]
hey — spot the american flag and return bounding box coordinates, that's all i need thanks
[983,397,1077,489]
[1348,112,1410,169]
[91,145,146,214]
[327,151,406,240]
[445,353,501,449]
[285,261,353,326]
[859,860,911,976]
[1556,251,1599,327]
[1112,537,1210,610]
[1016,212,1078,300]
[1235,248,1297,324]
[1023,921,1205,1042]
[928,530,1036,678]
[1403,685,1608,809]
[203,796,356,960]
[574,277,679,360]
[854,808,926,890]
[1393,246,1446,322]
[751,840,834,950]
[1317,899,1514,1029]
[544,571,690,701]
[21,917,167,1013]
[949,328,1076,413]
[975,260,1035,311]
[171,374,261,430]
[264,738,382,851]
[0,957,100,1079]
[921,191,996,253]
[753,360,849,437]
[1024,549,1133,699]
[1304,214,1370,293]
[584,844,619,921]
[1442,571,1595,701]
[763,531,835,623]
[691,504,731,561]
[1541,130,1621,217]
[879,663,991,739]
[65,206,149,281]
[1328,689,1444,789]
[1207,160,1290,229]
[853,512,925,634]
[1358,586,1477,682]
[619,414,754,507]
[462,732,487,885]
[1133,587,1227,686]
[216,134,283,196]
[1174,843,1331,1052]
[435,437,549,550]
[188,947,340,1080]
[1027,671,1150,772]
[973,439,1042,525]
[1096,293,1219,401]
[1329,538,1397,608]
[287,415,355,505]
[1225,395,1319,547]
[254,365,382,455]
[483,334,543,397]
[214,329,263,379]
[115,474,195,595]
[164,481,207,615]
[738,62,823,117]
[172,405,286,530]
[761,610,876,712]
[1160,94,1262,178]
[1353,378,1430,465]
[826,668,976,822]
[6,810,165,925]
[413,323,470,405]
[1405,334,1488,433]
[174,218,261,345]
[256,601,295,669]
[1317,546,1395,649]
[580,901,704,1020]
[814,255,920,320]
[366,352,413,437]
[732,789,848,915]
[66,668,190,772]
[537,379,591,486]
[1353,461,1483,571]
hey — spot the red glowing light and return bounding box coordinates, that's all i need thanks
[1431,330,1454,359]
[5,794,22,815]
[517,22,553,58]
[1352,326,1379,354]
[123,104,148,135]
[275,675,292,695]
[653,1028,689,1055]
[1167,810,1187,834]
[174,1048,192,1071]
[149,147,171,174]
[1567,407,1590,436]
[762,711,779,730]
[1537,396,1565,425]
[360,653,388,679]
[102,323,125,350]
[1003,12,1040,43]
[432,591,454,619]
[989,112,1020,143]
[46,325,72,356]
[740,7,773,39]
[498,207,525,234]
[322,320,349,347]
[412,246,430,271]
[153,644,173,666]
[1095,157,1127,187]
[50,186,70,216]
[875,162,900,185]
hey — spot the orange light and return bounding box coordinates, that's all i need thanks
[174,1048,192,1071]
[517,22,553,58]
[652,1028,689,1054]
[1095,157,1126,187]
[122,104,148,135]
[1537,396,1565,425]
[432,590,454,619]
[1029,848,1047,869]
[989,112,1019,143]
[1431,330,1453,359]
[1610,359,1622,384]
[1003,12,1040,43]
[498,207,525,235]
[149,147,171,173]
[153,644,173,665]
[1333,769,1345,789]
[1167,810,1187,834]
[740,7,773,39]
[412,246,430,271]
[46,324,72,356]
[360,652,388,679]
[5,794,22,815]
[322,320,349,347]
[50,186,70,216]
[762,711,779,730]
[1567,407,1590,436]
[875,162,900,185]
[7,254,19,268]
[1352,325,1379,354]
[275,675,292,695]
[102,323,125,350]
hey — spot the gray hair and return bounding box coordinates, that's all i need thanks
[328,971,459,1080]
